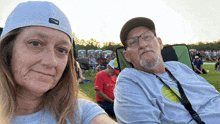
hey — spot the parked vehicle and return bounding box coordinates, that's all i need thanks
[95,50,103,59]
[87,49,96,58]
[189,49,197,52]
[103,50,112,58]
[78,50,86,58]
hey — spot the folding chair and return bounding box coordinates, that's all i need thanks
[116,45,194,72]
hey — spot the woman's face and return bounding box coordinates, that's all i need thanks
[11,26,71,96]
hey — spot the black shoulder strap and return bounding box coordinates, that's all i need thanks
[152,68,205,124]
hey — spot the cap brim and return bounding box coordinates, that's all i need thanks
[120,17,155,46]
[114,69,120,75]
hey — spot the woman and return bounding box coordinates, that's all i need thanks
[75,61,85,84]
[0,1,117,124]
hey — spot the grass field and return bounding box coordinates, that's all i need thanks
[203,61,216,63]
[79,64,220,102]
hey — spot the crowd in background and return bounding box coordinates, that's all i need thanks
[189,50,220,62]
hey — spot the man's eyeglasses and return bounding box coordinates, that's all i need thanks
[125,30,155,48]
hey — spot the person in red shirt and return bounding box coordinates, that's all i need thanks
[94,60,119,118]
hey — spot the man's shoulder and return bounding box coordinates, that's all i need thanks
[120,68,140,75]
[165,61,182,66]
[165,61,192,71]
[96,70,105,76]
[95,71,107,79]
[199,60,203,63]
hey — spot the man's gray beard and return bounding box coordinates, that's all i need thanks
[140,53,160,70]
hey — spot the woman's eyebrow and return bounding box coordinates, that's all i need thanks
[36,32,48,39]
[28,31,71,45]
[60,40,72,48]
[27,31,48,39]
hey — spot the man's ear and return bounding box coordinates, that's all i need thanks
[157,37,163,50]
[123,50,131,63]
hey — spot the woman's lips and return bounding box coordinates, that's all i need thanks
[35,71,54,77]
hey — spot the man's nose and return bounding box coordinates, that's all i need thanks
[138,37,149,49]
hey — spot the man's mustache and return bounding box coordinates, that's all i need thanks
[138,48,155,59]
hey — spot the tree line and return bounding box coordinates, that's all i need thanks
[73,33,220,52]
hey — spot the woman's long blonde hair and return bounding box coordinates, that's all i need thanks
[0,27,79,124]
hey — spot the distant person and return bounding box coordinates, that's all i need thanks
[205,50,211,61]
[215,57,220,71]
[89,55,97,72]
[78,55,90,73]
[75,61,85,84]
[218,50,220,58]
[96,55,111,71]
[193,56,207,74]
[192,51,196,61]
[209,50,213,60]
[213,50,217,61]
[111,51,116,60]
[97,54,104,64]
[196,51,202,60]
[201,51,206,61]
[94,60,119,119]
[205,50,209,56]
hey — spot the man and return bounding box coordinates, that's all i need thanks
[114,17,220,124]
[96,55,111,71]
[193,56,207,74]
[95,60,119,118]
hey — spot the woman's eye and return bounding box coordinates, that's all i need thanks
[131,40,137,45]
[29,41,41,47]
[58,48,68,54]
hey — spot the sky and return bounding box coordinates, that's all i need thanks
[1,0,220,46]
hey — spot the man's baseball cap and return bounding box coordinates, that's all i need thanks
[105,55,111,59]
[120,17,156,47]
[1,1,73,42]
[108,60,120,74]
[195,56,199,59]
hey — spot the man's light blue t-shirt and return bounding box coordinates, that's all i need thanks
[114,61,220,124]
[11,99,106,124]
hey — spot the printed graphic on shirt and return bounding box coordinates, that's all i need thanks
[107,84,109,87]
[161,86,181,103]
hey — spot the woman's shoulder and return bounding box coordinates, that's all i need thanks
[73,98,106,123]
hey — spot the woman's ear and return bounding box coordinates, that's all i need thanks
[123,50,131,63]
